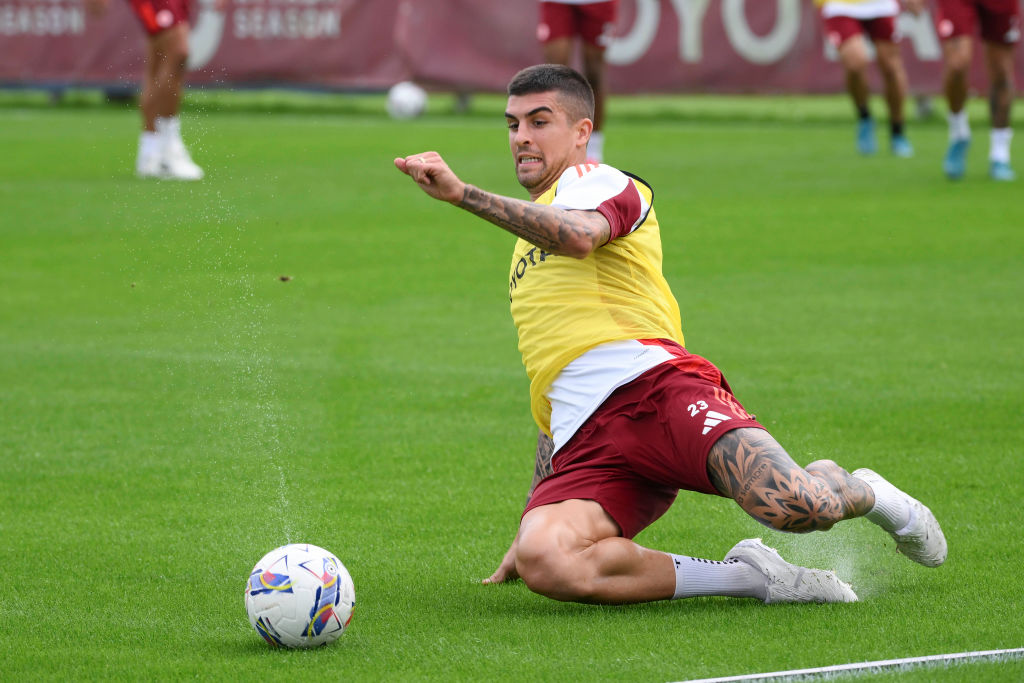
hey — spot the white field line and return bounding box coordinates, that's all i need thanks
[677,647,1024,683]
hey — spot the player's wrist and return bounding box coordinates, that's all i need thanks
[455,182,474,207]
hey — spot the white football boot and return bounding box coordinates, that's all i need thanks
[160,137,205,181]
[725,538,858,604]
[853,468,947,567]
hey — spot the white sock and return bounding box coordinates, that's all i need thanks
[155,115,182,144]
[138,131,160,159]
[855,473,911,532]
[670,553,766,601]
[587,131,604,162]
[990,128,1013,163]
[948,110,970,142]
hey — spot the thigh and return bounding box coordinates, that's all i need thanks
[836,32,871,69]
[526,353,762,538]
[523,416,678,540]
[942,33,974,70]
[611,359,763,496]
[984,39,1017,75]
[519,498,620,553]
[823,15,865,50]
[150,21,189,57]
[873,39,905,73]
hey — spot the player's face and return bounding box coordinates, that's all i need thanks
[505,92,591,199]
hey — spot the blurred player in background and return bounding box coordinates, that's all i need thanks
[395,64,947,607]
[935,0,1020,181]
[817,0,923,157]
[537,0,618,162]
[87,0,205,180]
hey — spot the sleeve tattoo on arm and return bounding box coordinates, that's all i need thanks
[459,185,609,255]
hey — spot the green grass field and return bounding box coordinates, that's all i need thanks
[2,90,1023,681]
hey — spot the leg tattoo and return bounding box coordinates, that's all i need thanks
[707,428,873,532]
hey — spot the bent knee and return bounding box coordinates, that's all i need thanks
[943,49,972,74]
[806,459,841,475]
[515,537,597,602]
[164,43,190,68]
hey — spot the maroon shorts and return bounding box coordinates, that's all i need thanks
[823,14,899,48]
[128,0,191,35]
[538,1,619,47]
[524,347,763,539]
[936,0,1021,43]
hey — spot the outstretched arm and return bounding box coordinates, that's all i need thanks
[458,185,608,258]
[482,431,555,585]
[394,152,609,258]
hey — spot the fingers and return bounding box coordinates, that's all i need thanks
[482,567,505,585]
[395,152,436,170]
[481,548,519,585]
[395,153,436,184]
[481,566,518,585]
[396,152,465,204]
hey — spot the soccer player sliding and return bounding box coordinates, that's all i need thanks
[395,64,946,605]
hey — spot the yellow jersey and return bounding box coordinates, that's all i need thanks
[509,163,684,436]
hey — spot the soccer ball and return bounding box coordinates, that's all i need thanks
[387,81,427,119]
[244,543,355,648]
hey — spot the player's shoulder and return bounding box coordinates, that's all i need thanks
[555,163,651,193]
[556,162,623,188]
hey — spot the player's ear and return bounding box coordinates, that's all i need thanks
[576,117,594,148]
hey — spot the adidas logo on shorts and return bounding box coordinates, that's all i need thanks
[702,410,732,436]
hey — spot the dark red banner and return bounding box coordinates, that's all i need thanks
[1,0,1018,93]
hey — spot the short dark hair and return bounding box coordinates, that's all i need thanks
[507,64,595,124]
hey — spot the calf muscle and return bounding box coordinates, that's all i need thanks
[707,428,873,532]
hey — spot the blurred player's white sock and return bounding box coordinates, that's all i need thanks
[155,115,182,144]
[854,470,911,532]
[669,553,766,600]
[990,128,1013,163]
[138,131,160,159]
[587,131,604,162]
[136,131,162,177]
[947,110,970,141]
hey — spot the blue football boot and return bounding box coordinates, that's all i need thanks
[857,118,877,156]
[989,160,1017,181]
[943,138,970,180]
[890,134,913,158]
